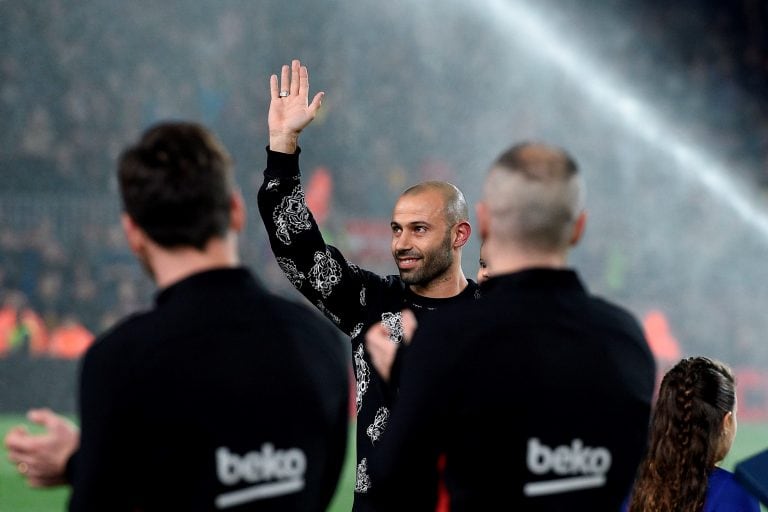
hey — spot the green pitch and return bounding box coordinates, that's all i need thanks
[1,416,766,511]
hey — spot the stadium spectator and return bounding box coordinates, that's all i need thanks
[257,59,478,511]
[0,290,48,357]
[366,142,656,510]
[46,315,93,359]
[5,121,350,511]
[625,356,760,511]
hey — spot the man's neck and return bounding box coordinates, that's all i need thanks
[487,244,568,276]
[149,237,240,289]
[408,269,469,299]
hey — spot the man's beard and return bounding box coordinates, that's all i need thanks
[396,230,453,287]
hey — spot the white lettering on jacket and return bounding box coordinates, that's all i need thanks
[214,444,307,509]
[524,438,612,497]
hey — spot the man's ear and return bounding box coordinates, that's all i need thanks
[121,213,146,256]
[230,190,246,233]
[569,211,587,246]
[453,220,472,249]
[475,202,490,242]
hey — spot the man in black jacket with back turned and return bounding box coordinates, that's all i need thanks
[5,122,349,511]
[367,142,656,511]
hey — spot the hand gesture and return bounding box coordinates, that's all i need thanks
[365,309,417,383]
[4,408,80,487]
[269,59,324,154]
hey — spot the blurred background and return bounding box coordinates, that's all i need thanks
[1,0,767,509]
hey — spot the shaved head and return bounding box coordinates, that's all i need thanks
[400,181,469,226]
[391,180,471,292]
[484,142,584,252]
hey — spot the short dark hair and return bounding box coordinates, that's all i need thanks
[118,122,234,250]
[493,142,579,180]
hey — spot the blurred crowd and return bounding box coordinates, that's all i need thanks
[0,215,146,358]
[585,0,768,186]
[0,0,767,362]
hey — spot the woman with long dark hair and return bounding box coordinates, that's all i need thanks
[626,356,759,511]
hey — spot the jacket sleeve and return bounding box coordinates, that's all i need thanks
[68,341,137,512]
[257,147,387,337]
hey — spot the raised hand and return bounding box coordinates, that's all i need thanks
[268,59,325,154]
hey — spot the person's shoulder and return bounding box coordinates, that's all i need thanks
[86,309,155,356]
[412,293,491,347]
[709,466,738,490]
[265,291,332,326]
[78,309,158,382]
[586,295,654,369]
[264,293,347,353]
[707,467,761,511]
[589,293,639,322]
[588,295,645,335]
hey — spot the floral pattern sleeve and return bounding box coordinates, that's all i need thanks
[258,148,382,336]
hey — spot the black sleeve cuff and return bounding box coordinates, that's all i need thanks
[265,146,302,178]
[65,449,79,484]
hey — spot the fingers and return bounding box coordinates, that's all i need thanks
[290,59,300,96]
[11,457,67,487]
[269,74,279,100]
[365,323,397,383]
[27,408,59,429]
[5,425,32,454]
[279,63,290,95]
[274,60,322,103]
[8,451,34,466]
[5,425,29,443]
[299,62,310,98]
[401,309,418,345]
[308,92,325,116]
[22,462,52,480]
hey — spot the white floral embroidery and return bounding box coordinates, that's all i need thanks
[366,407,390,444]
[276,257,305,289]
[308,250,342,299]
[265,178,280,191]
[316,301,341,326]
[355,458,372,493]
[354,344,370,414]
[381,311,404,344]
[273,185,311,245]
[360,286,366,307]
[474,287,482,300]
[350,322,364,340]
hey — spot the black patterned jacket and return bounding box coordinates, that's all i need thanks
[257,148,478,511]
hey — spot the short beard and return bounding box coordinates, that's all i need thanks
[399,229,454,287]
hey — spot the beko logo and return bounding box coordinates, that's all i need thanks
[214,444,307,509]
[524,438,612,497]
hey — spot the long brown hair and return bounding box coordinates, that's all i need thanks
[628,357,735,512]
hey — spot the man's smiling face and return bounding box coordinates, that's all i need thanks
[390,189,454,287]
